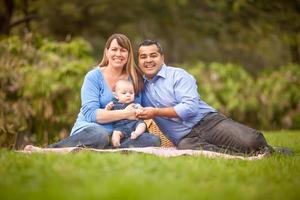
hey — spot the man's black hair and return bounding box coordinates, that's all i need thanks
[138,39,163,55]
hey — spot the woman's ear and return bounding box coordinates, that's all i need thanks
[104,49,108,60]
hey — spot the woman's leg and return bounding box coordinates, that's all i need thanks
[49,126,110,149]
[120,132,161,148]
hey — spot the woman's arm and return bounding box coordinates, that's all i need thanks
[81,70,137,124]
[96,104,138,123]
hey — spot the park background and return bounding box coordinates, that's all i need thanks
[1,1,300,200]
[1,0,300,149]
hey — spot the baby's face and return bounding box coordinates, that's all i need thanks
[115,83,135,104]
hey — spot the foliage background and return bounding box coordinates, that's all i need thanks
[0,0,300,148]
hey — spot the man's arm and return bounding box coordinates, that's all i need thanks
[138,107,178,119]
[140,68,200,120]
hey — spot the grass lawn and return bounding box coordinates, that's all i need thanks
[0,130,299,200]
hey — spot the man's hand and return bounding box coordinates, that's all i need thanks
[137,107,158,119]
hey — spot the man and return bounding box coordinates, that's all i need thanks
[137,39,272,155]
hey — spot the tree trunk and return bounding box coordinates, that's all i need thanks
[0,0,14,34]
[22,0,30,33]
[290,33,300,64]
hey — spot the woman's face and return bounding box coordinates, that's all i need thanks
[106,39,129,69]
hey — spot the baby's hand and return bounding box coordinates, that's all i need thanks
[105,101,114,110]
[133,103,143,109]
[135,108,143,115]
[133,104,143,115]
[130,131,139,140]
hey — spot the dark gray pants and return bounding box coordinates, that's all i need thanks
[178,113,270,155]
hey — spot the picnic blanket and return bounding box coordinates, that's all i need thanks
[20,145,269,160]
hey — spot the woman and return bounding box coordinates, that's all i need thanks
[48,33,160,149]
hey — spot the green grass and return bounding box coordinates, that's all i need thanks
[0,130,299,200]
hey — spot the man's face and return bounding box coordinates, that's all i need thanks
[138,44,164,80]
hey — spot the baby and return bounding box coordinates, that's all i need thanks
[105,79,146,147]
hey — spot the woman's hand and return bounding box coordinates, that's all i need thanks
[96,104,140,123]
[124,103,139,120]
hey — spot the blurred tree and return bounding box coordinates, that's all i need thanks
[224,0,300,70]
[1,0,300,72]
[0,0,38,34]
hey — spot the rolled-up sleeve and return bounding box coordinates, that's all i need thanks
[80,72,102,123]
[173,71,200,121]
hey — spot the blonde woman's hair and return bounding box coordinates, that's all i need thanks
[99,33,143,93]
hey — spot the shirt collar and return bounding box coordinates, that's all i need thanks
[143,64,167,83]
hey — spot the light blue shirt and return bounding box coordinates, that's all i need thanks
[70,67,141,135]
[142,64,216,145]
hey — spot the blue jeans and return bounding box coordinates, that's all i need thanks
[49,126,160,149]
[120,132,161,148]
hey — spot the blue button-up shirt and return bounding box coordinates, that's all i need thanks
[142,64,216,145]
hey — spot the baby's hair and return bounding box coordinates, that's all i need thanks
[114,79,134,92]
